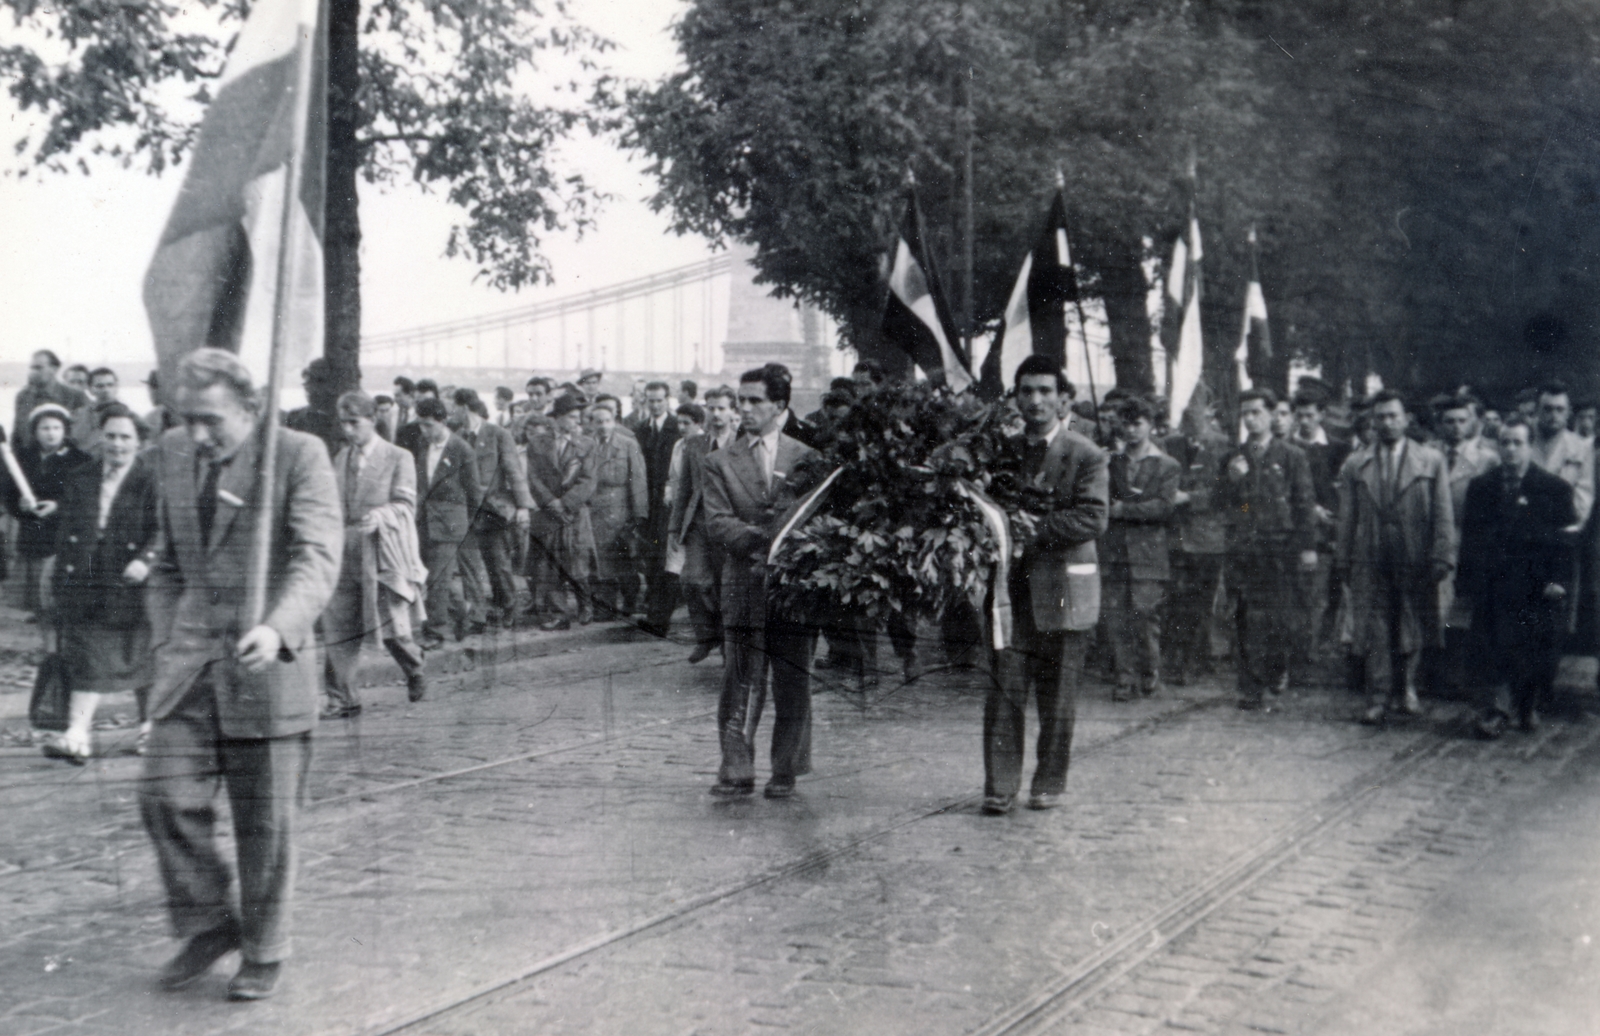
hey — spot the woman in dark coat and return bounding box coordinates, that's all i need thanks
[4,403,93,619]
[43,405,157,763]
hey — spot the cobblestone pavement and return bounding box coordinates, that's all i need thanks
[0,612,1597,1036]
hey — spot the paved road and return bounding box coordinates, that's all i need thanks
[1,613,1597,1036]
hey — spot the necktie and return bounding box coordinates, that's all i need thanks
[344,448,360,515]
[199,460,222,547]
[1447,445,1458,471]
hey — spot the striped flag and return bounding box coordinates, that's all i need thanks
[1235,226,1271,390]
[981,190,1077,399]
[143,0,327,390]
[878,188,974,393]
[1166,209,1204,425]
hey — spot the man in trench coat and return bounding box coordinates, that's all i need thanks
[1335,390,1454,723]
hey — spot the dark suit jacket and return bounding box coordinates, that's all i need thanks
[1017,426,1110,632]
[395,420,425,457]
[1218,437,1317,554]
[145,426,342,738]
[702,432,815,627]
[414,434,483,545]
[1105,446,1180,582]
[1459,463,1580,655]
[635,414,681,499]
[782,409,823,450]
[463,420,533,524]
[53,452,159,629]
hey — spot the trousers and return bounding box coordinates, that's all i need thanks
[1104,569,1166,689]
[718,616,815,784]
[982,579,1086,799]
[139,665,312,963]
[323,534,424,709]
[420,536,466,637]
[1231,549,1295,702]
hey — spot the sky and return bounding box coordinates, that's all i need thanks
[0,0,714,376]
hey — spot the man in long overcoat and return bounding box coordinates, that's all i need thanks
[524,394,597,629]
[1457,417,1576,736]
[703,364,817,799]
[322,391,428,717]
[585,400,648,618]
[138,349,341,1000]
[1336,390,1454,723]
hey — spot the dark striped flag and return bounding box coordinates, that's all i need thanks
[1166,208,1203,425]
[143,0,327,389]
[981,190,1077,399]
[878,188,973,393]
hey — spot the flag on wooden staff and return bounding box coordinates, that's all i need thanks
[982,190,1077,400]
[879,186,974,393]
[142,0,327,390]
[1236,225,1271,391]
[1166,207,1204,425]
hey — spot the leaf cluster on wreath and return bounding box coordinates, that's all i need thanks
[770,381,1056,628]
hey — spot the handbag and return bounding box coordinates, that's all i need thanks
[28,626,70,732]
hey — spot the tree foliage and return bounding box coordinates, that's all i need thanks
[2,0,613,388]
[631,0,1600,402]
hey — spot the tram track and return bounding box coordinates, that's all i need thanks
[361,692,1229,1036]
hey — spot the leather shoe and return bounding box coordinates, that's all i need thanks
[709,781,754,798]
[1475,712,1508,740]
[981,794,1014,815]
[407,672,428,702]
[319,703,361,720]
[159,919,241,990]
[419,632,445,651]
[687,641,715,664]
[41,739,90,766]
[1359,704,1387,726]
[1027,792,1061,811]
[763,778,795,799]
[539,617,571,632]
[227,960,281,1001]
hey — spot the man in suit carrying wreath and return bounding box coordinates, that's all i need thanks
[702,364,817,800]
[983,355,1110,815]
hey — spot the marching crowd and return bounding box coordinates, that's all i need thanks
[7,341,1595,999]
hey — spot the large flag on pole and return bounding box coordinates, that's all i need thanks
[1166,208,1204,426]
[981,190,1077,399]
[879,187,974,393]
[1235,225,1271,391]
[143,0,327,391]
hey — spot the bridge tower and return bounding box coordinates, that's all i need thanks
[719,243,833,391]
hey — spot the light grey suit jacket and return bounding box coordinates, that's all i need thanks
[146,425,343,738]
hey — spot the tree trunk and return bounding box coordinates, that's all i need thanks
[1097,238,1154,394]
[323,0,362,396]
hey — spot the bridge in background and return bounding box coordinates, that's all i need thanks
[360,248,849,390]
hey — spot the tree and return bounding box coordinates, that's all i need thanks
[626,0,1300,392]
[1,0,613,393]
[631,0,1600,404]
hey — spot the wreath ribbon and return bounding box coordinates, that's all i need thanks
[957,479,1013,651]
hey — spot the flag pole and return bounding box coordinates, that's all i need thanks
[245,8,321,628]
[1056,170,1098,422]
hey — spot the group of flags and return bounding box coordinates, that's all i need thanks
[876,179,1276,424]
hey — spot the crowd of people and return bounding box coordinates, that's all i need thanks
[8,340,1596,999]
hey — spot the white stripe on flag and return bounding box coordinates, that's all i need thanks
[998,252,1034,390]
[768,466,844,565]
[219,0,320,88]
[238,168,324,386]
[1166,237,1187,304]
[1169,284,1203,424]
[890,240,974,393]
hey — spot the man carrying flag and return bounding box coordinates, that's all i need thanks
[878,185,974,393]
[136,0,340,1002]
